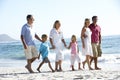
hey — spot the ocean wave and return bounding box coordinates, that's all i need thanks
[0,49,120,64]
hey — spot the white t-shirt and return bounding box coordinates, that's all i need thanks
[49,28,64,49]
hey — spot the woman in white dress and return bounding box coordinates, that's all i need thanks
[81,18,93,70]
[49,20,67,71]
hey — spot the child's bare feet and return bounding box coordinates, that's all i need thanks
[25,65,34,73]
[52,70,55,72]
[82,62,85,69]
[72,68,75,71]
[37,68,41,73]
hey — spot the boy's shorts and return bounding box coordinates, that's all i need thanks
[92,43,102,57]
[24,46,39,59]
[43,57,50,63]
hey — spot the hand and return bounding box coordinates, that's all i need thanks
[84,34,87,38]
[64,44,67,48]
[38,54,40,59]
[82,44,85,48]
[24,45,28,49]
[52,45,55,49]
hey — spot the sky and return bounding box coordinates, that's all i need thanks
[0,0,120,40]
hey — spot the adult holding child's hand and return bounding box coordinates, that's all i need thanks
[21,14,41,73]
[49,20,66,71]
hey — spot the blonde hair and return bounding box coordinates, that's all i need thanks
[84,18,90,27]
[53,20,60,28]
[71,35,77,41]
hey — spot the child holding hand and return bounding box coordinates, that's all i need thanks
[68,35,82,71]
[37,34,55,72]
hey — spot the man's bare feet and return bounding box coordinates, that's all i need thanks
[25,65,34,73]
[82,62,85,69]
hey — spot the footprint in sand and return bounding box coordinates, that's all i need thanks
[74,75,84,80]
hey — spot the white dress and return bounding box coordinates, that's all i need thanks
[50,28,64,61]
[82,28,93,56]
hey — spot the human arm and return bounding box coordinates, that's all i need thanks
[62,39,67,47]
[99,32,101,44]
[68,42,71,49]
[35,34,42,42]
[38,52,41,59]
[77,45,79,53]
[20,35,27,49]
[81,27,86,48]
[49,38,55,49]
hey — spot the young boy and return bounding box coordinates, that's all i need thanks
[37,34,55,72]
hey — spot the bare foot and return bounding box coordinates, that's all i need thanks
[72,68,75,71]
[59,68,63,72]
[52,70,55,72]
[95,67,101,70]
[37,68,41,73]
[82,62,85,69]
[25,65,34,73]
[78,68,83,70]
[89,67,94,70]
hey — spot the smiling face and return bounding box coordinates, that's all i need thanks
[41,34,48,42]
[71,35,76,42]
[84,18,90,27]
[27,15,34,25]
[92,16,98,24]
[53,20,61,30]
[55,22,61,30]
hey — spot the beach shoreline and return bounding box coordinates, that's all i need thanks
[0,61,120,80]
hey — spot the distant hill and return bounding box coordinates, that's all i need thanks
[0,34,16,42]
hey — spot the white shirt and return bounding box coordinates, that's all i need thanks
[49,28,64,49]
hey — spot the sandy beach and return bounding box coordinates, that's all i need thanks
[0,61,120,80]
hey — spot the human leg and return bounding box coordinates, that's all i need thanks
[94,57,101,70]
[37,61,44,72]
[55,62,59,71]
[24,46,34,73]
[25,59,34,73]
[86,55,93,70]
[48,62,55,72]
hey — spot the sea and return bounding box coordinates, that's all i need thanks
[0,35,120,67]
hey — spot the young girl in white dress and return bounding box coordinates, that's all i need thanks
[81,18,93,70]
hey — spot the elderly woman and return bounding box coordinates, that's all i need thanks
[49,20,66,71]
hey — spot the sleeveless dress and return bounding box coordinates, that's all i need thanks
[70,42,80,65]
[82,28,93,56]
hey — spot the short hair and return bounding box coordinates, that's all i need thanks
[26,14,32,20]
[41,34,47,38]
[92,16,97,20]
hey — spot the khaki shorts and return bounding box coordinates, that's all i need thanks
[91,43,102,57]
[24,46,38,59]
